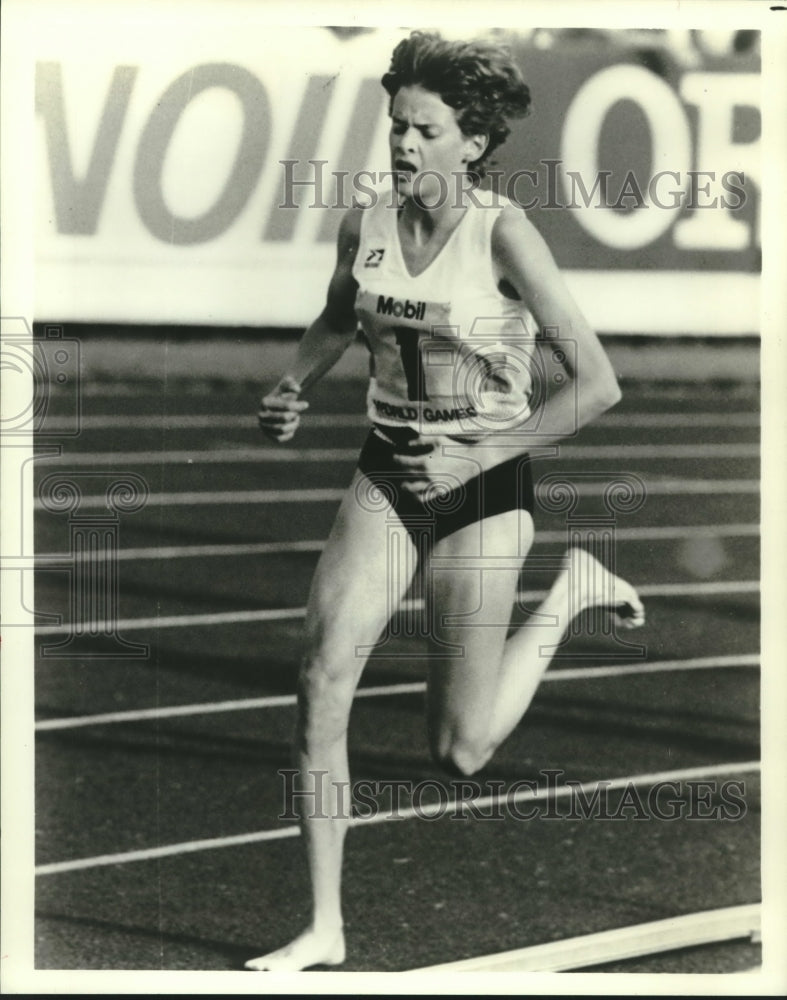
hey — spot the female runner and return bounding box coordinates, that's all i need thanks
[248,30,644,971]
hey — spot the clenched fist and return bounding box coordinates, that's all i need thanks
[257,375,309,442]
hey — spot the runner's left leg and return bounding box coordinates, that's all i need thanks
[426,510,644,776]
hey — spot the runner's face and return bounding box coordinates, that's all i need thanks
[389,85,485,207]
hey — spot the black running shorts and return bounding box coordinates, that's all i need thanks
[357,425,534,546]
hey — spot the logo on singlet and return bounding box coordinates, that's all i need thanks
[376,295,427,321]
[365,248,385,267]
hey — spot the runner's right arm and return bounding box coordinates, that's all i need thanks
[258,208,362,442]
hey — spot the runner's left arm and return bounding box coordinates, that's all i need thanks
[490,204,621,449]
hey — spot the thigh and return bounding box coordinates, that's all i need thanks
[305,469,419,665]
[425,508,534,742]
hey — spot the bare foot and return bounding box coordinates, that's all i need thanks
[244,926,345,972]
[566,547,645,629]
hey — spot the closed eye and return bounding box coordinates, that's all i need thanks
[391,118,442,139]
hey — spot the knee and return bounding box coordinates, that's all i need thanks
[430,736,494,778]
[295,652,356,755]
[299,603,354,696]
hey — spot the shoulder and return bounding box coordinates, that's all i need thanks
[336,207,365,264]
[490,201,559,281]
[338,206,365,244]
[491,201,541,256]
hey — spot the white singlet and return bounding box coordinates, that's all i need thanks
[351,188,537,439]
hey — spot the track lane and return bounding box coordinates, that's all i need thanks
[35,669,759,866]
[34,765,761,971]
[32,374,762,973]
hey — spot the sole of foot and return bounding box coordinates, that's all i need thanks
[567,547,645,629]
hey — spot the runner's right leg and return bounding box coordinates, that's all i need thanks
[246,470,418,971]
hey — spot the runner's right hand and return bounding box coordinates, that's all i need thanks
[257,376,309,442]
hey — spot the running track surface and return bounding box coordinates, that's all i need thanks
[32,363,761,973]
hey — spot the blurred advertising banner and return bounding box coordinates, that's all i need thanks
[34,13,761,334]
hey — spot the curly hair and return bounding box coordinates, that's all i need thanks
[381,31,531,178]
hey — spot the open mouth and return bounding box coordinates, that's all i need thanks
[395,159,417,175]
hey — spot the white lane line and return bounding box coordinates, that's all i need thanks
[34,579,759,635]
[40,411,761,431]
[34,654,760,732]
[34,761,761,876]
[35,488,345,510]
[35,522,761,563]
[37,442,759,466]
[635,579,759,597]
[408,903,762,973]
[39,448,359,465]
[35,826,302,876]
[33,479,761,511]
